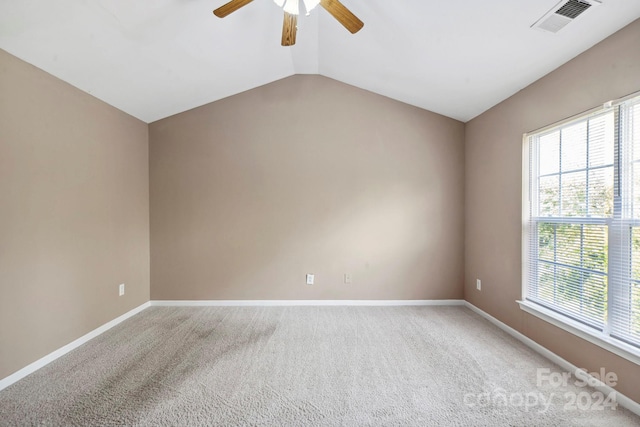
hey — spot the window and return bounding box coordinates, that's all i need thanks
[522,93,640,363]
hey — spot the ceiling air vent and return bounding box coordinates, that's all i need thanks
[532,0,602,33]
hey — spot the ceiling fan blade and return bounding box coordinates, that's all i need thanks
[320,0,363,34]
[213,0,254,18]
[281,12,297,46]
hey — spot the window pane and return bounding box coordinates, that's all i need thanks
[626,226,640,344]
[588,168,613,218]
[556,224,582,268]
[556,266,580,301]
[582,273,607,325]
[561,122,587,171]
[632,104,640,162]
[588,112,614,168]
[532,222,608,328]
[555,265,583,311]
[582,225,608,273]
[538,176,559,216]
[539,131,560,175]
[553,265,606,327]
[633,163,640,219]
[630,103,640,218]
[633,282,640,340]
[561,171,587,216]
[633,227,640,282]
[538,223,555,261]
[536,261,555,305]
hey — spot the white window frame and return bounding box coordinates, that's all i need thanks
[520,92,640,366]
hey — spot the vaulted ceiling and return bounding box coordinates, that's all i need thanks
[1,0,640,123]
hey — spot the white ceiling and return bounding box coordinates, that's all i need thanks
[1,0,639,123]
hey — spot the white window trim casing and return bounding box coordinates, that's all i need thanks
[517,299,640,365]
[520,90,640,367]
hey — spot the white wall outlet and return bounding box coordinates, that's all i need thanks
[306,274,314,285]
[119,283,125,296]
[344,273,352,284]
[476,279,481,291]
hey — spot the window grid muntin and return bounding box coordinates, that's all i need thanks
[524,95,640,348]
[534,113,614,220]
[533,220,608,328]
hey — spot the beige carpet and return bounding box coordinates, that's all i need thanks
[0,306,638,426]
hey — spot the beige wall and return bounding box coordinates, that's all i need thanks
[150,75,465,300]
[465,20,640,402]
[0,50,150,379]
[5,16,638,402]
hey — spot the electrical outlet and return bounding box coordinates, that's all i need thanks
[344,273,352,284]
[476,279,481,291]
[306,274,314,285]
[119,283,125,296]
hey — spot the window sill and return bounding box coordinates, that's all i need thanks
[517,300,640,366]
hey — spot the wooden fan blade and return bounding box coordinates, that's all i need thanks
[213,0,254,18]
[281,12,297,46]
[320,0,363,34]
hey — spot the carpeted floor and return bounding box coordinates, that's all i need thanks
[0,306,638,426]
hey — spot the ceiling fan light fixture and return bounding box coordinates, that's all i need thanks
[214,0,363,46]
[282,0,299,15]
[302,0,320,15]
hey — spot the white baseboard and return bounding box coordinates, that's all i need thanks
[151,299,466,307]
[464,302,640,417]
[0,302,151,392]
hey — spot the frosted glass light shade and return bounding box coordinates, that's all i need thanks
[302,0,320,14]
[274,0,320,15]
[283,0,299,15]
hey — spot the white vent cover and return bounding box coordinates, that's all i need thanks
[532,0,602,33]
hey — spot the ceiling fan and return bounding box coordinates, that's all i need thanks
[213,0,364,46]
